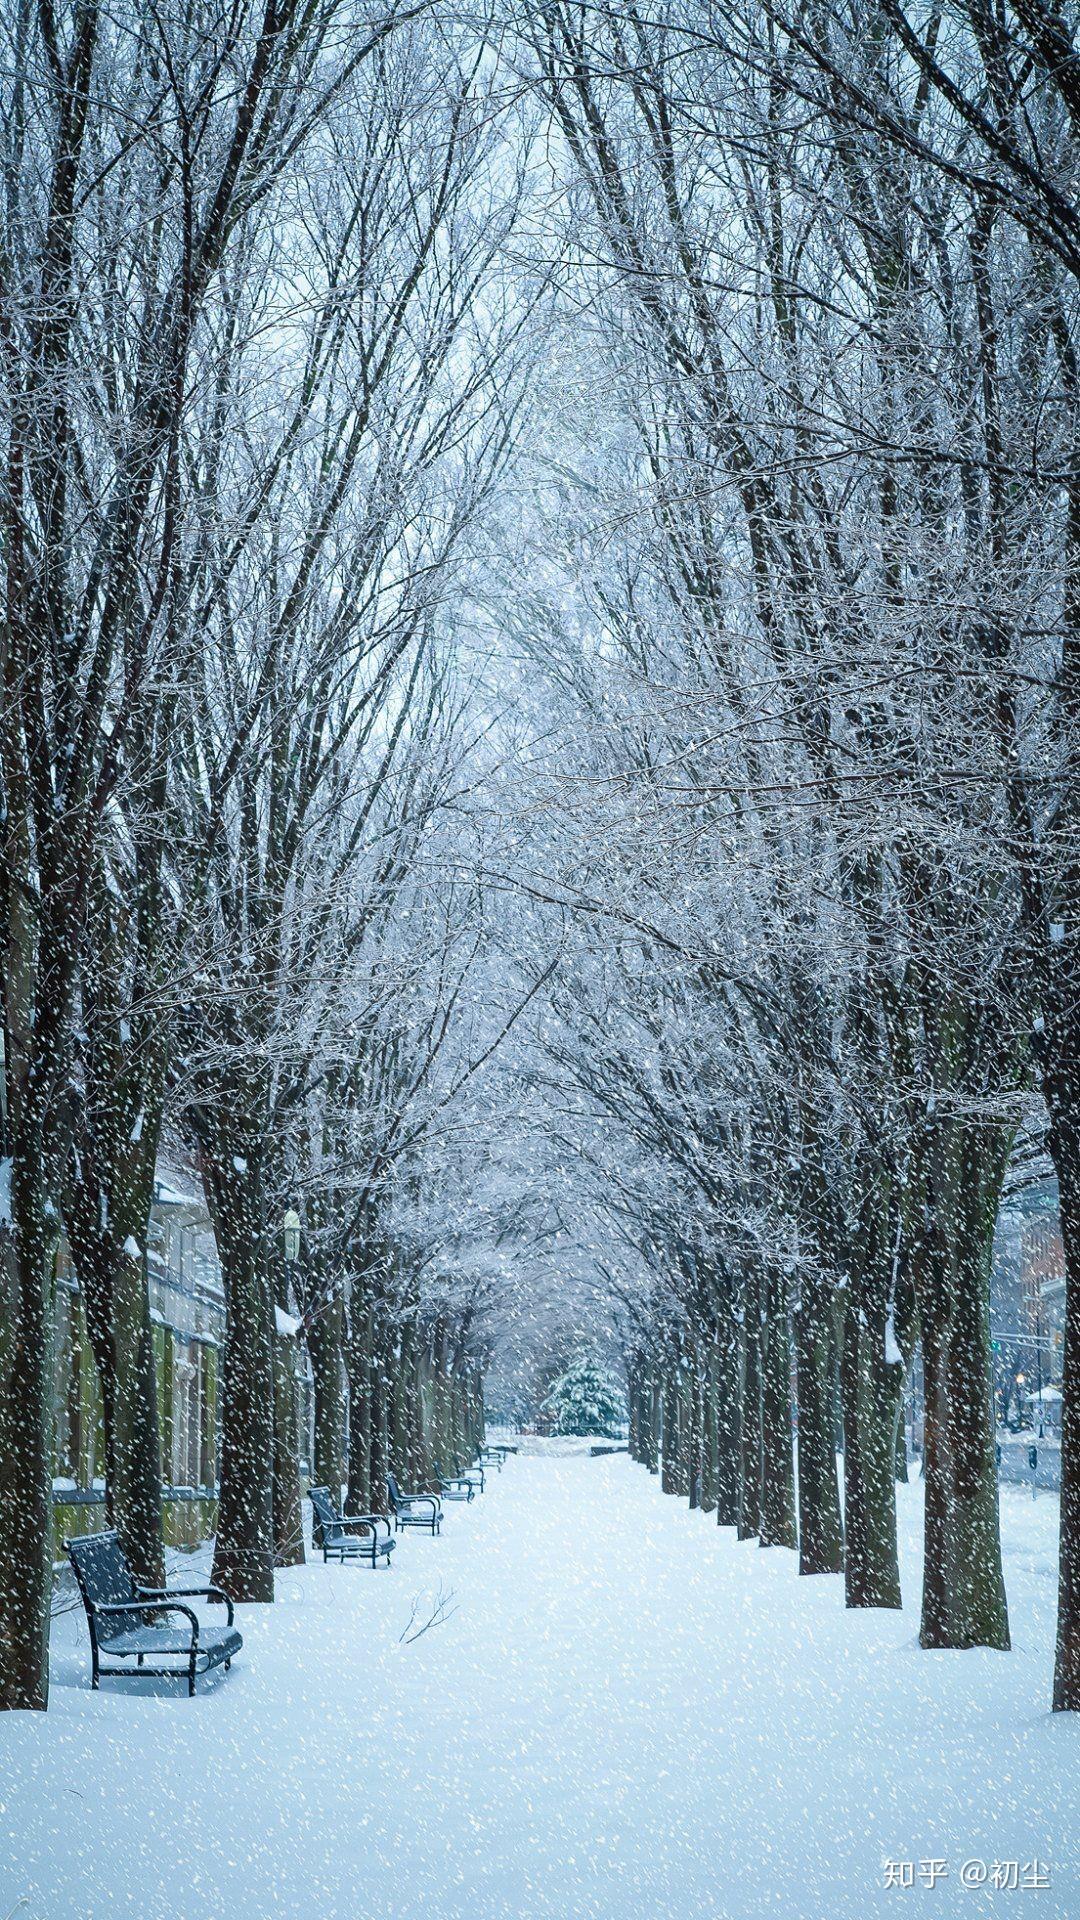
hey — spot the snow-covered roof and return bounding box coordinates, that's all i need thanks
[154,1178,202,1209]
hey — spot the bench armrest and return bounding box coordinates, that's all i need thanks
[398,1492,441,1514]
[138,1584,235,1627]
[335,1513,391,1538]
[95,1599,200,1645]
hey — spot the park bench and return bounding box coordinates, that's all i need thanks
[446,1453,486,1491]
[432,1457,476,1501]
[386,1471,442,1535]
[308,1486,395,1567]
[66,1530,241,1697]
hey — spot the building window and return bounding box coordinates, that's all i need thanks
[52,1288,82,1482]
[169,1338,216,1491]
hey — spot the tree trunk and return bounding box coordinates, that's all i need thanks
[647,1376,661,1473]
[895,1415,909,1483]
[661,1363,681,1495]
[917,1124,1010,1651]
[687,1348,702,1507]
[201,1142,275,1605]
[841,1178,914,1611]
[759,1275,797,1550]
[65,1157,164,1588]
[920,1279,1008,1649]
[675,1359,693,1497]
[700,1344,719,1515]
[737,1307,762,1541]
[308,1293,345,1498]
[628,1364,643,1463]
[389,1338,409,1479]
[272,1333,305,1567]
[716,1303,741,1526]
[345,1296,373,1513]
[430,1323,454,1477]
[403,1321,427,1486]
[794,1284,843,1573]
[467,1366,483,1460]
[842,1302,903,1609]
[368,1319,390,1512]
[1034,1028,1080,1707]
[0,1143,55,1709]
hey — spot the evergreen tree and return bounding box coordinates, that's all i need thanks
[543,1351,627,1437]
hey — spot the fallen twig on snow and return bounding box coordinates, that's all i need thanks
[398,1581,458,1644]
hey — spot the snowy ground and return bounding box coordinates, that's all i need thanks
[1,1449,1077,1920]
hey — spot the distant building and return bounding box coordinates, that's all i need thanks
[50,1160,312,1555]
[991,1175,1065,1430]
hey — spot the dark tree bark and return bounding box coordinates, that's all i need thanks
[65,1009,166,1592]
[842,1301,903,1611]
[700,1343,719,1514]
[759,1272,797,1551]
[367,1320,391,1513]
[647,1375,662,1473]
[737,1305,763,1542]
[661,1361,681,1495]
[0,1139,58,1710]
[795,1282,843,1574]
[200,1139,275,1605]
[1047,1099,1080,1709]
[917,1124,1011,1652]
[715,1301,742,1526]
[308,1292,345,1500]
[272,1331,304,1568]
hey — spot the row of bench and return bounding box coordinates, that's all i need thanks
[309,1444,508,1563]
[65,1441,517,1695]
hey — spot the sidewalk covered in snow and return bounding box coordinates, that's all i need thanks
[1,1446,1076,1920]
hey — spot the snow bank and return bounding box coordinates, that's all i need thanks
[1,1456,1076,1920]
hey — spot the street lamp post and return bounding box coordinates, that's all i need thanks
[1036,1292,1045,1439]
[276,1208,305,1565]
[282,1209,302,1427]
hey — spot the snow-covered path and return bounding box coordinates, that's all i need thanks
[1,1447,1077,1920]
